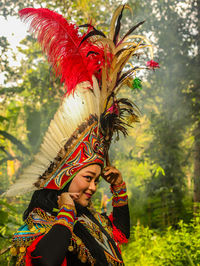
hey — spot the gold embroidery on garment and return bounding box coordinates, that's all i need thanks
[11,208,56,265]
[77,211,124,265]
[69,232,96,265]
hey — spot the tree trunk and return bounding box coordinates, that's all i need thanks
[193,121,200,212]
[193,0,200,213]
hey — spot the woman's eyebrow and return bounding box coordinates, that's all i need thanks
[84,171,96,176]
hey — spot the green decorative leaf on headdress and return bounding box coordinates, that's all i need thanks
[132,78,142,91]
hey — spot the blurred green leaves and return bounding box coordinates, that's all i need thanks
[122,217,200,265]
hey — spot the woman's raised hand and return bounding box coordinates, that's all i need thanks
[102,166,123,186]
[57,192,80,208]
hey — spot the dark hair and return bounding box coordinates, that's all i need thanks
[23,182,71,220]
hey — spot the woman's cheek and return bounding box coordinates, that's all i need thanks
[79,179,89,188]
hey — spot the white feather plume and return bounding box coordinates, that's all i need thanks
[4,76,100,197]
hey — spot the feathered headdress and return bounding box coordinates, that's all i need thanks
[5,5,159,196]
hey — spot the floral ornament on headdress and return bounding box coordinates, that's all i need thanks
[5,5,159,195]
[147,60,160,70]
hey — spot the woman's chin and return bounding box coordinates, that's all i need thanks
[75,198,90,207]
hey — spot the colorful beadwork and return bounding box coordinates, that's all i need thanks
[111,182,128,207]
[54,204,76,232]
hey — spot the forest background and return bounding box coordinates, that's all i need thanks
[0,0,199,265]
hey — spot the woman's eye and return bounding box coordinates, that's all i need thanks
[84,176,92,181]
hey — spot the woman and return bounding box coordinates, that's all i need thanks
[12,164,129,265]
[7,5,156,265]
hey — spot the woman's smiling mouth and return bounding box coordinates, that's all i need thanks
[84,192,92,199]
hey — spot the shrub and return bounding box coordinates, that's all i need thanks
[122,217,200,266]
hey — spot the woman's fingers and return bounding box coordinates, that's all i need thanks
[103,166,115,172]
[102,172,118,184]
[106,176,118,184]
[103,169,119,179]
[103,170,112,176]
[69,192,80,200]
[57,192,80,208]
[102,166,123,185]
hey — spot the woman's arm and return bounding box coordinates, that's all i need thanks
[29,193,78,266]
[110,182,130,239]
[102,167,130,240]
[31,224,70,266]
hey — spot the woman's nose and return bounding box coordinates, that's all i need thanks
[89,180,96,192]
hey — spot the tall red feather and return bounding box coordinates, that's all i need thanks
[19,8,105,94]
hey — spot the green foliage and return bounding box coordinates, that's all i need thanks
[0,36,10,73]
[0,130,30,155]
[122,218,200,266]
[120,0,198,227]
[0,197,27,265]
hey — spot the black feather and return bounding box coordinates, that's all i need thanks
[79,23,92,28]
[117,67,139,85]
[119,21,145,45]
[100,96,140,143]
[79,30,106,47]
[117,98,133,106]
[113,5,125,45]
[79,24,106,37]
[118,98,140,113]
[86,51,99,57]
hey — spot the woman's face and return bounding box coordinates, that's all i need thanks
[68,164,101,207]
